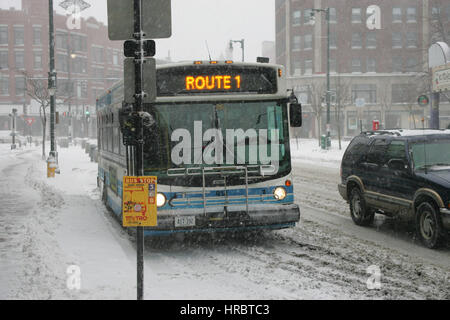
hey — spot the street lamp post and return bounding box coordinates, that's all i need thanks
[311,7,331,148]
[48,0,57,159]
[67,48,77,140]
[229,39,245,62]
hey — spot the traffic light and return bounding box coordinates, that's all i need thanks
[85,108,90,117]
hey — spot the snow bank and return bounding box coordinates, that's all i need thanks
[290,138,350,169]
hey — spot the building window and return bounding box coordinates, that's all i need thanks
[304,9,313,25]
[15,77,25,96]
[33,27,41,45]
[329,58,336,73]
[56,32,68,49]
[329,8,337,23]
[0,50,8,69]
[329,32,337,49]
[56,54,68,72]
[92,46,104,64]
[367,58,376,73]
[392,7,402,22]
[352,32,362,48]
[392,56,402,72]
[352,84,377,104]
[33,51,42,69]
[0,77,8,95]
[71,34,87,52]
[304,34,312,50]
[431,7,440,20]
[406,57,419,72]
[0,26,8,45]
[392,84,414,103]
[14,26,24,46]
[292,60,301,76]
[304,59,312,74]
[392,32,402,48]
[351,58,361,73]
[14,51,24,69]
[406,32,417,48]
[351,8,362,23]
[73,57,87,74]
[366,32,376,48]
[292,10,301,25]
[113,51,119,65]
[407,7,417,22]
[293,35,301,50]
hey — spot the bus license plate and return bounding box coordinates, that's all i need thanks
[175,216,195,227]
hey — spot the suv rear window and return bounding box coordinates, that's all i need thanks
[342,137,370,166]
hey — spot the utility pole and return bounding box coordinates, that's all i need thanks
[107,0,171,300]
[133,0,145,301]
[48,0,57,159]
[311,7,331,149]
[230,39,245,62]
[10,108,17,150]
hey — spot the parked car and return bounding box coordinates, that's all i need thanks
[338,129,450,248]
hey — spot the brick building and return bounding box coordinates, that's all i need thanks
[0,0,123,138]
[276,0,450,138]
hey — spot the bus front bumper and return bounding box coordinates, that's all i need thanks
[143,203,300,236]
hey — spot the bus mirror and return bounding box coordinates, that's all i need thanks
[289,103,302,127]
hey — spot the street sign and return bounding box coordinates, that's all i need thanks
[122,176,157,227]
[124,40,156,58]
[124,57,157,104]
[432,63,450,93]
[25,118,35,126]
[417,95,430,107]
[107,0,172,40]
[355,98,366,108]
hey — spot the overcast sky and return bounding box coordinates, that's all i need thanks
[2,0,275,63]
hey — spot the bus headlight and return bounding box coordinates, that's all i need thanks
[156,193,166,207]
[273,187,287,200]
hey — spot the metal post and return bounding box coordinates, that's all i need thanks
[133,0,145,301]
[11,108,17,149]
[67,48,73,140]
[430,92,440,129]
[230,39,245,62]
[326,8,331,144]
[48,0,57,158]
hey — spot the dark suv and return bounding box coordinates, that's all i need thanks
[338,129,450,248]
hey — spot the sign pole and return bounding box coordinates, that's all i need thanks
[133,0,145,301]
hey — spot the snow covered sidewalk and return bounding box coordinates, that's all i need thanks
[290,138,350,168]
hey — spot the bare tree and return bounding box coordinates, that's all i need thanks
[429,0,450,45]
[332,75,352,149]
[307,80,326,146]
[21,72,50,159]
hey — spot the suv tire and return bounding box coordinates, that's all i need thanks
[416,202,444,249]
[349,187,374,226]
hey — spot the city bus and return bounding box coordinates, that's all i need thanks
[96,60,302,236]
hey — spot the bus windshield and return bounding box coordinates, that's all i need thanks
[143,100,291,183]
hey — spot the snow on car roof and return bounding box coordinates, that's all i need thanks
[363,129,450,137]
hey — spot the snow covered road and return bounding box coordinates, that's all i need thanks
[0,141,449,300]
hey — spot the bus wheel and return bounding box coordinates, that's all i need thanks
[349,187,374,226]
[416,202,443,249]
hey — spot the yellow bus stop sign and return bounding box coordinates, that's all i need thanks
[122,176,157,227]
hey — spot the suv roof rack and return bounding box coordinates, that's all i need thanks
[361,129,450,137]
[360,130,402,137]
